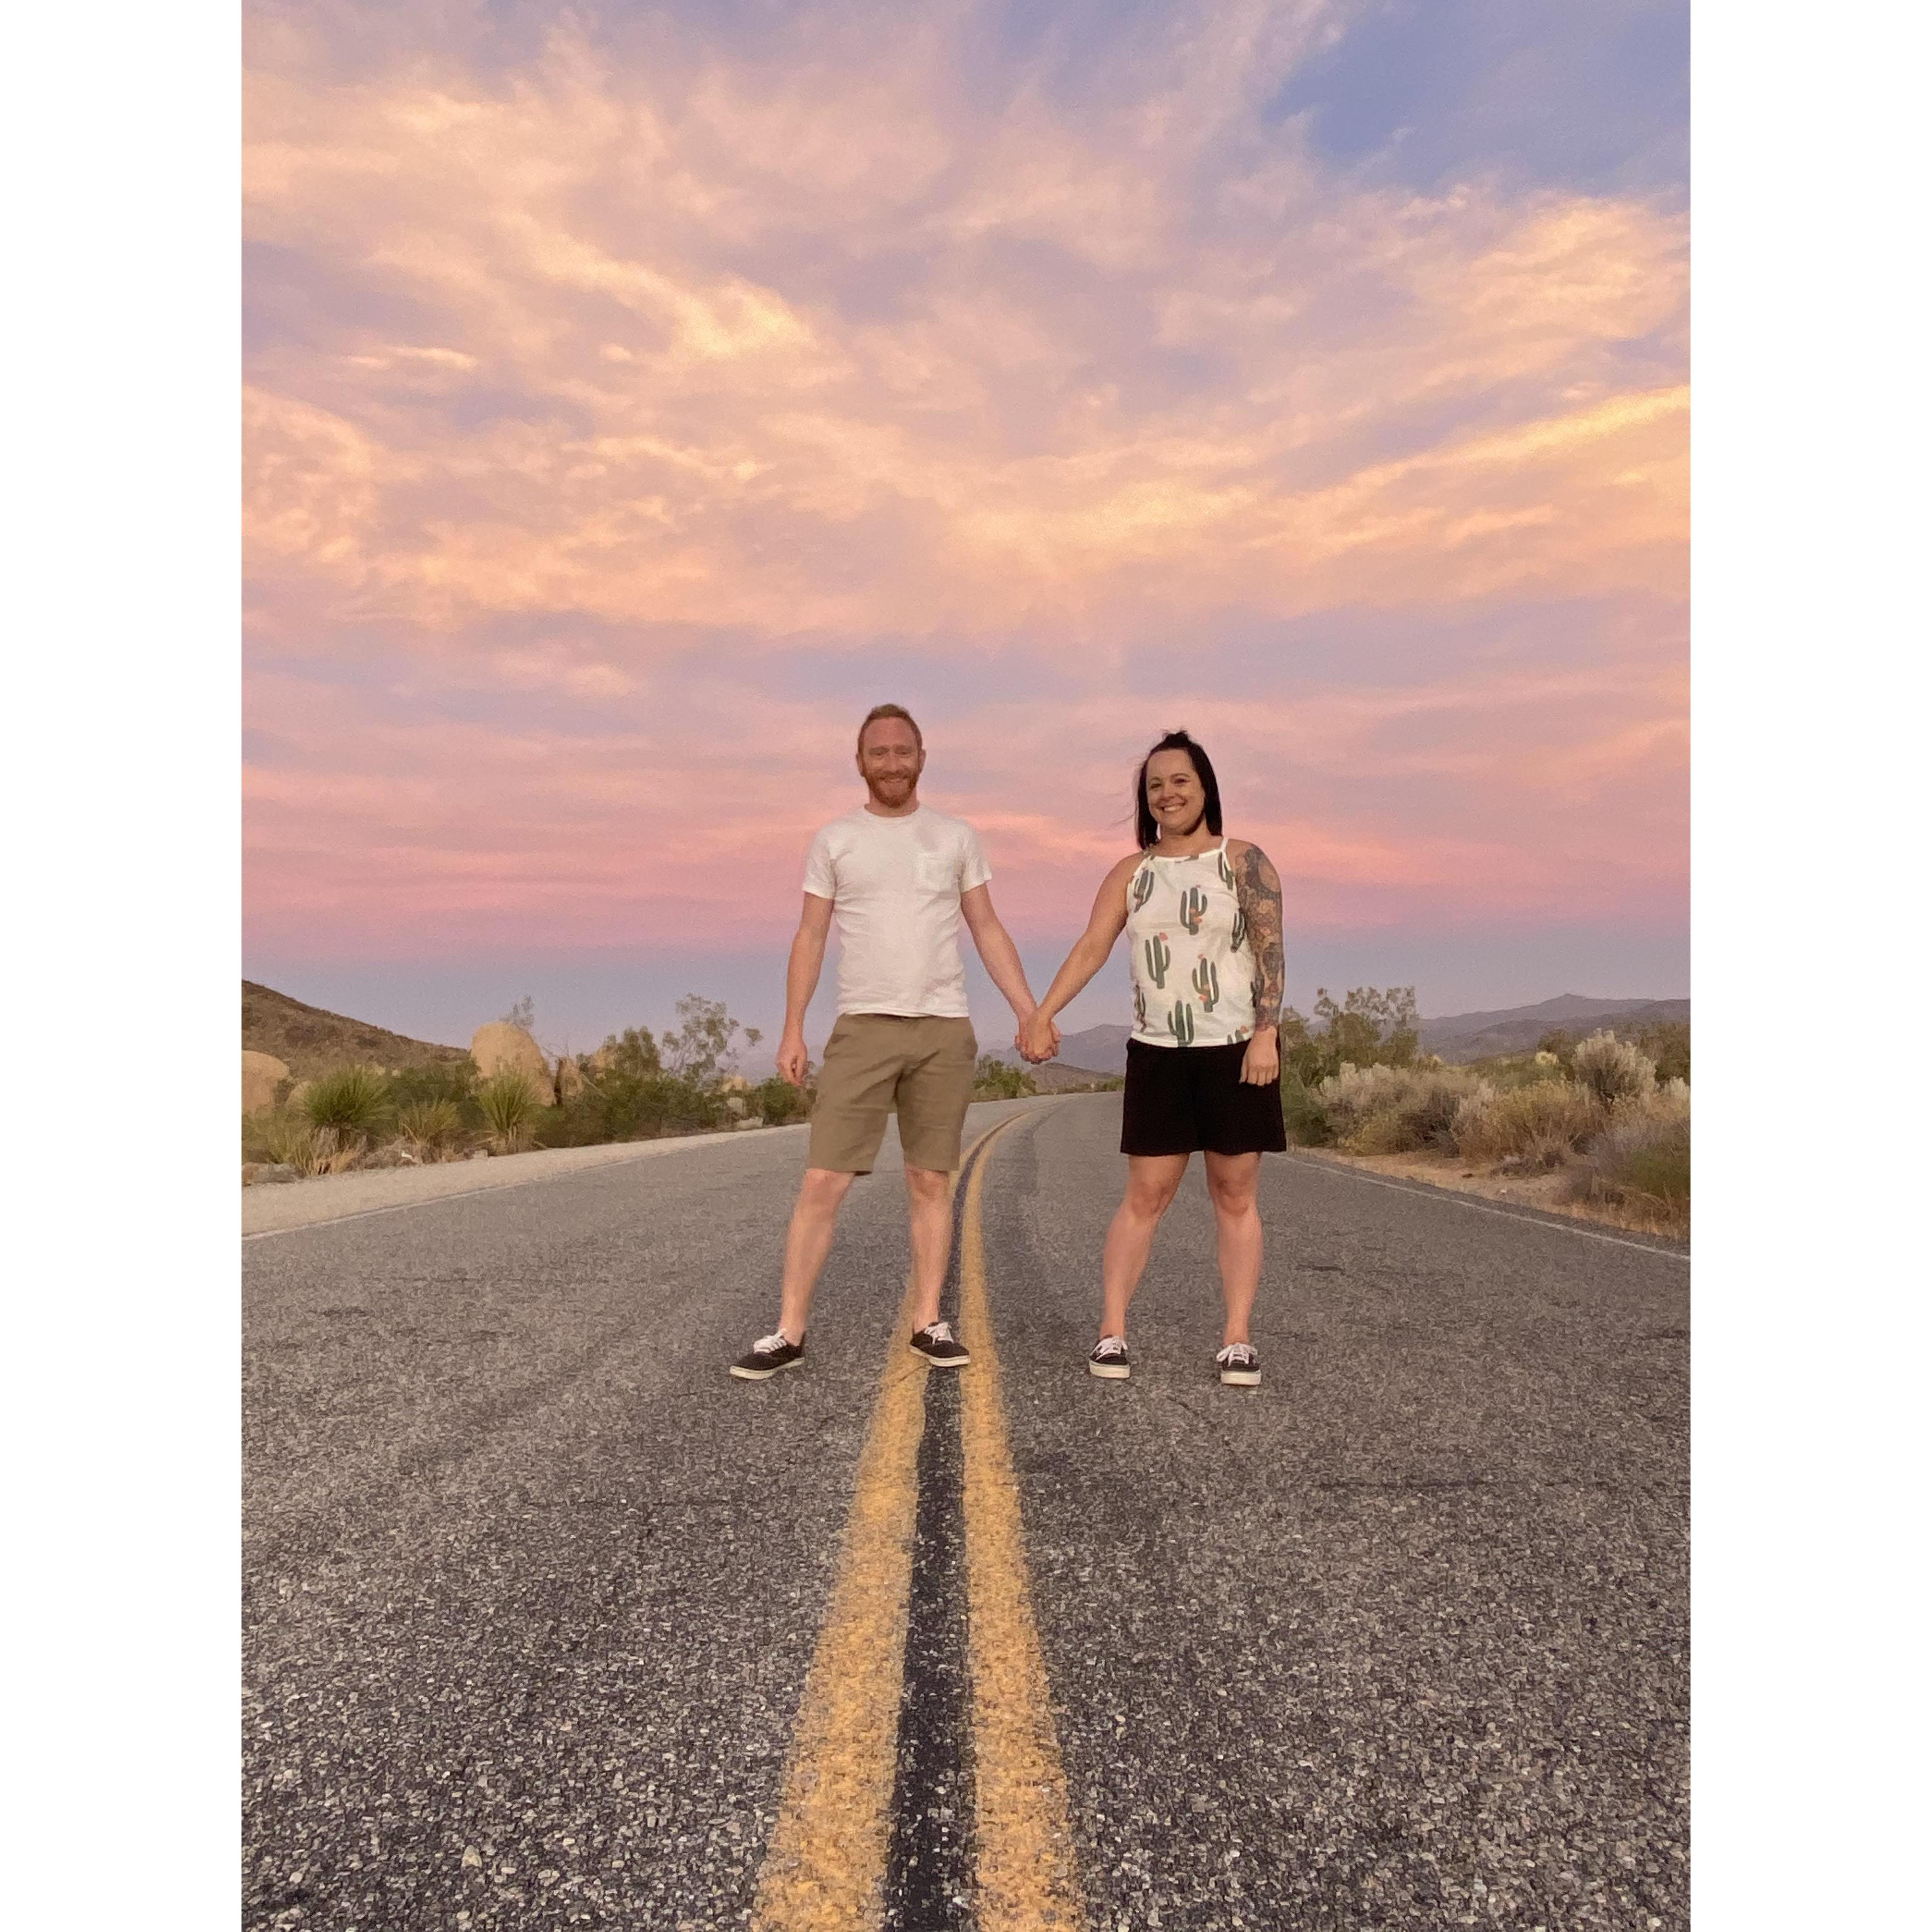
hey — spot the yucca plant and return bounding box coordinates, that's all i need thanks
[396,1097,464,1160]
[301,1064,392,1141]
[475,1070,541,1153]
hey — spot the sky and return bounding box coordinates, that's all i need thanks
[243,0,1689,1062]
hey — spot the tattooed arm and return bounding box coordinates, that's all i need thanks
[1232,841,1284,1084]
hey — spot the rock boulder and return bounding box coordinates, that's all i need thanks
[242,1051,290,1115]
[471,1022,549,1092]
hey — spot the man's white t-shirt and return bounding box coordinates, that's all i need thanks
[803,805,992,1018]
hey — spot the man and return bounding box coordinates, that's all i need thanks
[729,704,1056,1380]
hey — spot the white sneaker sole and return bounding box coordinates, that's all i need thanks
[730,1356,803,1380]
[1088,1359,1130,1380]
[1218,1366,1261,1386]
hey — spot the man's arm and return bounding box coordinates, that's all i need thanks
[1232,842,1285,1084]
[959,883,1040,1027]
[777,893,834,1086]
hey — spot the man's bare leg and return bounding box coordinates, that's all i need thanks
[775,1167,857,1343]
[904,1165,953,1331]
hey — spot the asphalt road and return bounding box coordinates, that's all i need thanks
[243,1094,1688,1931]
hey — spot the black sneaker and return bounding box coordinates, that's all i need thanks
[1215,1342,1260,1386]
[730,1331,805,1380]
[1087,1336,1131,1380]
[909,1320,971,1368]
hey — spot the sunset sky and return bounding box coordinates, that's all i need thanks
[243,0,1688,1059]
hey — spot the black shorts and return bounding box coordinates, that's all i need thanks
[1120,1037,1288,1157]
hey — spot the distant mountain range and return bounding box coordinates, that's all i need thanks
[996,997,1689,1076]
[1419,995,1690,1064]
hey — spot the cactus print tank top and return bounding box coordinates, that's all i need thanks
[1125,840,1257,1047]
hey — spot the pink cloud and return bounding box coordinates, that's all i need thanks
[244,2,1685,980]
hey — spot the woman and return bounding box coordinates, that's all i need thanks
[1021,730,1287,1384]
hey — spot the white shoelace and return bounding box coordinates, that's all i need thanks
[1217,1344,1255,1364]
[921,1320,955,1343]
[755,1331,792,1354]
[1094,1336,1127,1357]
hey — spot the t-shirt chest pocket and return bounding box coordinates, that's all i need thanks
[914,851,957,894]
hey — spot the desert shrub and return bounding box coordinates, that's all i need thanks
[1570,1030,1656,1107]
[475,1070,543,1152]
[301,1063,391,1140]
[1317,1062,1491,1154]
[1561,1083,1690,1229]
[594,1026,662,1080]
[1452,1080,1604,1168]
[1536,1028,1577,1072]
[388,1060,476,1111]
[1281,986,1419,1086]
[973,1056,1037,1100]
[751,1076,811,1125]
[1637,1021,1691,1086]
[395,1098,464,1159]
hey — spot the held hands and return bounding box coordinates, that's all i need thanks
[1239,1024,1280,1086]
[1016,1010,1061,1064]
[776,1029,811,1088]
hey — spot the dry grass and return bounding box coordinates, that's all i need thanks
[1560,1082,1690,1234]
[1453,1080,1605,1168]
[395,1097,465,1161]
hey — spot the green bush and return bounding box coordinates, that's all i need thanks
[475,1070,543,1152]
[751,1076,811,1125]
[388,1060,477,1110]
[1280,1073,1332,1146]
[973,1056,1037,1100]
[1453,1081,1604,1168]
[1637,1021,1691,1086]
[594,1026,662,1080]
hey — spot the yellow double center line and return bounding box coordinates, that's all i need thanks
[751,1115,1084,1930]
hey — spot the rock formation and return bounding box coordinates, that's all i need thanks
[243,1051,290,1114]
[471,1022,550,1092]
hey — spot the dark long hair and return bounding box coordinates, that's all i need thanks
[1134,730,1223,849]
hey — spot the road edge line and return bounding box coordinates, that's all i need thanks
[1276,1150,1691,1259]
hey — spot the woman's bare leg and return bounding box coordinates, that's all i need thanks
[1099,1154,1188,1338]
[1203,1150,1262,1346]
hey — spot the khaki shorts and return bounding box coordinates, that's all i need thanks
[808,1013,978,1174]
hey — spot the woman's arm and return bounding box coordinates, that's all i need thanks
[1020,856,1140,1057]
[1230,840,1284,1084]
